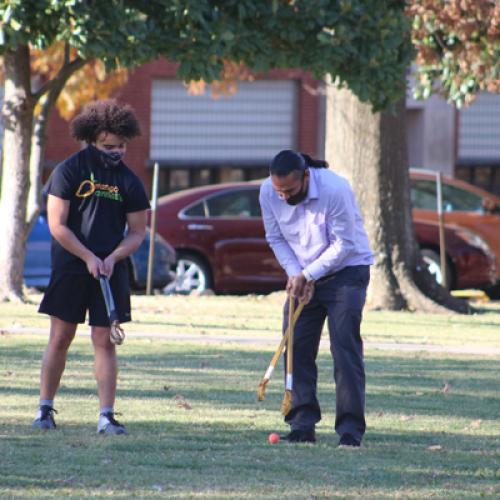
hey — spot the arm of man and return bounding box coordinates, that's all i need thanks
[102,209,147,277]
[47,194,103,278]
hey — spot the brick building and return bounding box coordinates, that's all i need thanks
[2,59,498,196]
[44,59,321,196]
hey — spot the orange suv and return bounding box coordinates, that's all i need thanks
[410,168,500,298]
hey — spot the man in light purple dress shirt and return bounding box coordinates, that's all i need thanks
[259,149,374,447]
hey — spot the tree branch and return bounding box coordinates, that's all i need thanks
[32,46,87,102]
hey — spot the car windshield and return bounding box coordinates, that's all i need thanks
[411,179,484,213]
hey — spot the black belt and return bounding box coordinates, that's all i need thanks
[314,265,369,285]
[315,272,336,285]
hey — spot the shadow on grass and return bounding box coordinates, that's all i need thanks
[1,419,498,496]
[1,344,499,422]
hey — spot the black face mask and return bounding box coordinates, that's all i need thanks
[286,176,308,206]
[90,144,124,168]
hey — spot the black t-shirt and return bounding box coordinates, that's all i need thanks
[45,145,151,274]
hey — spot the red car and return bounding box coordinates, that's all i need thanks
[154,181,496,295]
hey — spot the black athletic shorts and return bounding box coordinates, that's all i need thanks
[39,264,131,327]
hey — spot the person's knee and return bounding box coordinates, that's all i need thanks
[48,334,73,352]
[48,320,76,351]
[91,327,113,349]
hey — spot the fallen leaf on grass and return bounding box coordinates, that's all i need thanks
[441,380,451,393]
[69,441,85,448]
[172,394,192,410]
[427,444,442,451]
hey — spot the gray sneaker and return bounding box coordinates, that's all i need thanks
[32,405,57,430]
[97,412,127,435]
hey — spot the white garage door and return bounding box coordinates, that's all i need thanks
[458,92,500,163]
[150,80,298,164]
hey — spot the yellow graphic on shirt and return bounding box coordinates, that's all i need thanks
[75,179,95,198]
[75,172,123,202]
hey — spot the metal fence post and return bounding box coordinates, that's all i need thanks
[146,162,160,295]
[436,172,447,288]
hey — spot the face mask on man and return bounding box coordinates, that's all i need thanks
[100,150,124,165]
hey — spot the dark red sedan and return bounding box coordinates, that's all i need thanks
[154,181,496,295]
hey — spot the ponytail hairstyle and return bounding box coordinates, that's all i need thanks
[270,149,328,177]
[300,152,328,169]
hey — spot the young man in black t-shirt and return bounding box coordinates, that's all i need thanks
[33,100,150,435]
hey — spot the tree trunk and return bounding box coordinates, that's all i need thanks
[0,46,35,302]
[0,46,86,301]
[26,109,48,228]
[27,52,86,227]
[323,79,470,313]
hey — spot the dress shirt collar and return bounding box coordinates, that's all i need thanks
[305,168,319,203]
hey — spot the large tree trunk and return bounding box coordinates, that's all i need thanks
[323,80,470,313]
[0,44,87,301]
[0,46,35,302]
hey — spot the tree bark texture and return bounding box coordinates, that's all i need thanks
[323,80,470,313]
[27,54,85,228]
[0,46,35,301]
[27,78,68,227]
[26,103,47,229]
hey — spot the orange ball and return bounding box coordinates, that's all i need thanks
[268,432,280,444]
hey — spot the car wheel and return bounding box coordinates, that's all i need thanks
[484,283,500,300]
[421,248,452,289]
[165,253,213,294]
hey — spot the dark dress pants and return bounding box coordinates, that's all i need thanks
[283,265,370,441]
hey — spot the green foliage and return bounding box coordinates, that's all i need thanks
[0,0,158,67]
[0,0,413,111]
[157,0,413,110]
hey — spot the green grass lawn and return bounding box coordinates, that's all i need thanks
[0,293,499,498]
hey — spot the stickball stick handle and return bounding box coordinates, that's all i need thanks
[99,275,119,324]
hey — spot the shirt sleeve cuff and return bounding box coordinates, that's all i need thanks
[302,268,315,282]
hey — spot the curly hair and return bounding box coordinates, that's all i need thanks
[70,99,141,143]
